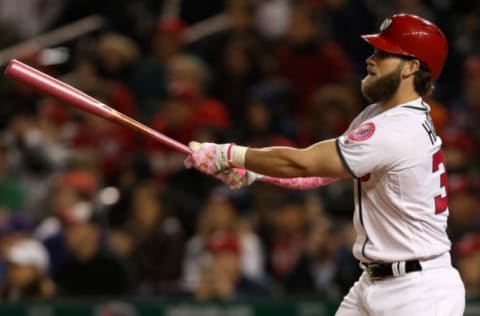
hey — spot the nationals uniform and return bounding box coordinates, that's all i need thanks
[334,98,465,315]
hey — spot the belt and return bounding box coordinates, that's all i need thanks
[361,260,422,281]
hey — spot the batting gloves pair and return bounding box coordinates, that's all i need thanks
[184,141,260,189]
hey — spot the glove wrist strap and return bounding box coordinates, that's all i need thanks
[228,144,248,168]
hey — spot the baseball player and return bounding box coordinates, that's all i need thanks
[184,14,465,315]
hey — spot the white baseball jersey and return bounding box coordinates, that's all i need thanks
[336,98,451,263]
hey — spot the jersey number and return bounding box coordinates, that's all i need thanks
[432,150,448,214]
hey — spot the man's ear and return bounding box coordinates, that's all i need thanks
[402,59,420,78]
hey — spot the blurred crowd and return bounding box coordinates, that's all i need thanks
[0,0,479,303]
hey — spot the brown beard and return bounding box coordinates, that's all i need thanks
[361,64,403,103]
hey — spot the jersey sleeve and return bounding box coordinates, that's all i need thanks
[336,119,405,178]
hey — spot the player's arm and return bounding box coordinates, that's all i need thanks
[243,139,351,178]
[184,139,352,188]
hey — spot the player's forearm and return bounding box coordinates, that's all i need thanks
[230,140,348,178]
[184,140,349,185]
[244,147,315,177]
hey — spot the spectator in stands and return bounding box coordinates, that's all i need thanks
[300,219,361,298]
[183,189,266,294]
[104,155,154,229]
[108,181,185,297]
[132,17,187,122]
[0,238,55,301]
[259,191,310,294]
[212,34,268,125]
[447,175,480,241]
[195,232,270,301]
[0,0,64,39]
[254,0,290,41]
[448,3,480,58]
[318,0,375,74]
[274,2,353,117]
[34,169,98,273]
[52,48,138,183]
[448,55,480,164]
[454,233,480,299]
[233,82,297,145]
[364,0,437,30]
[5,113,70,220]
[145,54,230,180]
[53,203,133,298]
[0,136,25,213]
[0,214,35,286]
[441,130,475,173]
[0,56,45,130]
[299,83,361,146]
[61,44,139,118]
[96,33,141,88]
[190,0,267,71]
[69,108,136,184]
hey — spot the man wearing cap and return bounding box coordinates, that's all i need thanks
[196,232,270,300]
[1,238,55,301]
[185,14,465,315]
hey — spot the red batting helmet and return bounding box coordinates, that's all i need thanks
[361,14,448,81]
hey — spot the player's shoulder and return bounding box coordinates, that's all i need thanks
[385,99,429,119]
[348,103,380,128]
[346,99,429,142]
[369,99,428,128]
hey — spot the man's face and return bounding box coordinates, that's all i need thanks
[361,50,405,103]
[7,263,40,288]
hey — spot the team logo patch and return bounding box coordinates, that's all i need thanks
[379,18,392,31]
[347,122,376,142]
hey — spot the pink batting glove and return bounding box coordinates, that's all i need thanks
[183,141,249,188]
[213,168,252,189]
[184,141,254,189]
[184,141,232,175]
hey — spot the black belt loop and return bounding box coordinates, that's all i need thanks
[362,260,422,281]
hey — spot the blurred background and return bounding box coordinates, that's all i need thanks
[0,0,479,315]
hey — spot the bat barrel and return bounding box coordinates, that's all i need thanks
[5,59,192,155]
[5,59,111,119]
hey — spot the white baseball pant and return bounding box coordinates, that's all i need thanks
[335,253,465,316]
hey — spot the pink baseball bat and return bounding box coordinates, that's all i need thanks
[4,59,334,190]
[4,59,191,154]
